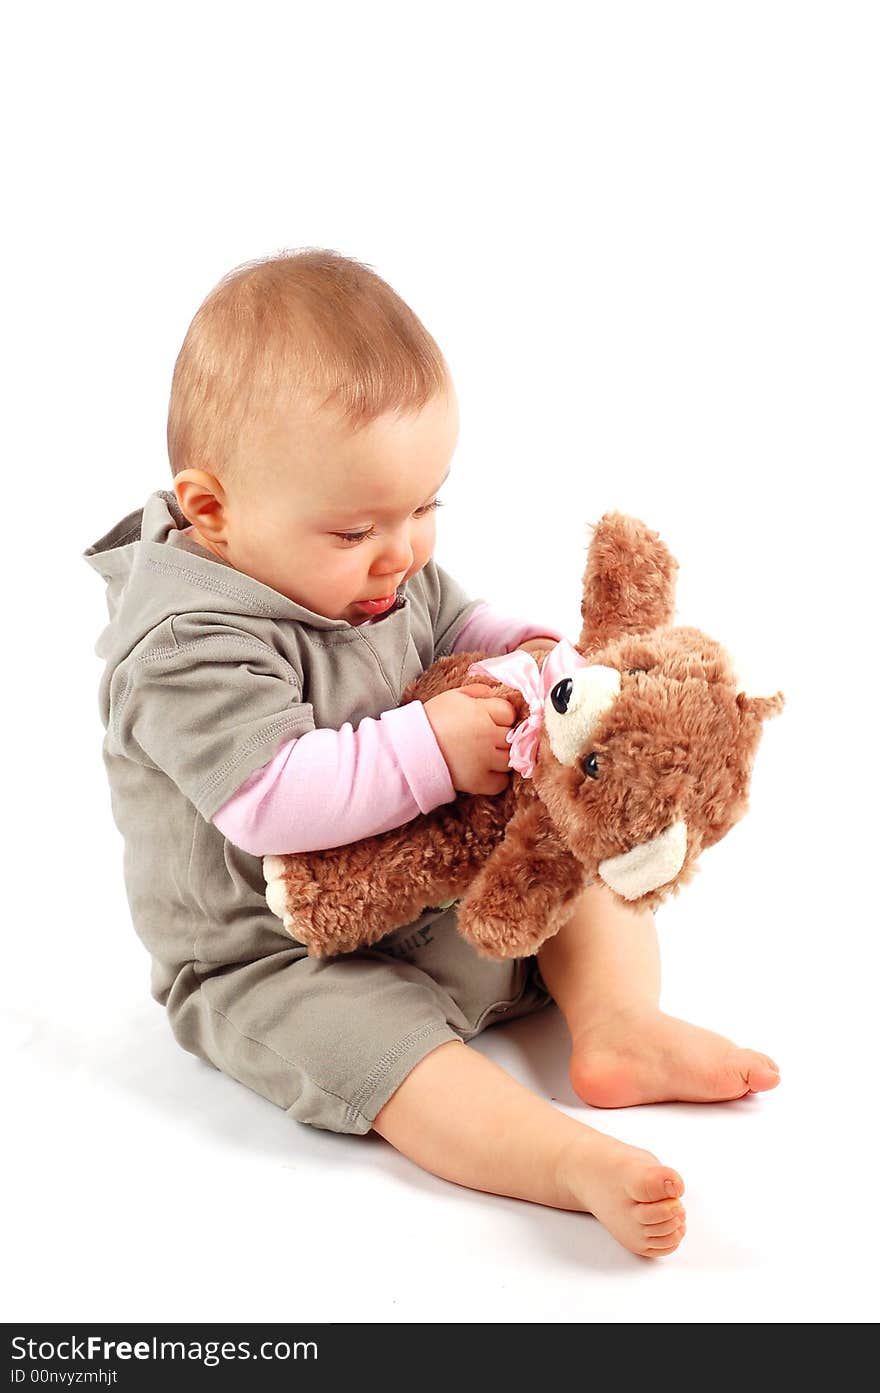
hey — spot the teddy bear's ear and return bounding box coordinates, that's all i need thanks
[735,691,785,721]
[578,513,678,653]
[728,647,785,722]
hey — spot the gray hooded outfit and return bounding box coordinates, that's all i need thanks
[83,491,551,1134]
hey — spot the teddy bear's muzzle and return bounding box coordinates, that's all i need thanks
[544,664,622,768]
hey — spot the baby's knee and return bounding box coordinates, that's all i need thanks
[372,1038,467,1138]
[168,956,458,1135]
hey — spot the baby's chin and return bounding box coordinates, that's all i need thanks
[270,583,353,619]
[282,595,388,624]
[346,591,403,623]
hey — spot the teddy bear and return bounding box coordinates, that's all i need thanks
[263,512,784,960]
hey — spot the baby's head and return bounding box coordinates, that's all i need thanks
[168,248,458,622]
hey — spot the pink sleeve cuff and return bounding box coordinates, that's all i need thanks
[380,699,456,812]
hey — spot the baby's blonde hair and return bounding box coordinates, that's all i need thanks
[167,247,451,484]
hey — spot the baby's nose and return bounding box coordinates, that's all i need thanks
[376,535,414,570]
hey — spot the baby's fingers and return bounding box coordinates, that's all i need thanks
[486,698,517,727]
[489,745,511,773]
[458,683,516,724]
[481,771,511,796]
[458,683,497,700]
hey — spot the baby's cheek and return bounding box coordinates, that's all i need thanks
[328,552,355,576]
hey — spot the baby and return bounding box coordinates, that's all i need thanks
[85,248,780,1259]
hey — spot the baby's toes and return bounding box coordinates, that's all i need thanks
[633,1200,686,1258]
[643,1219,686,1256]
[748,1052,781,1090]
[626,1165,685,1205]
[731,1049,781,1095]
[635,1198,686,1231]
[641,1214,686,1238]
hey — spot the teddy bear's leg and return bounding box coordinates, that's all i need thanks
[264,833,443,958]
[456,798,587,960]
[264,791,513,958]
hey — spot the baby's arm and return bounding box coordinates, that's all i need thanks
[215,676,519,857]
[213,704,455,856]
[216,602,564,858]
[452,601,564,657]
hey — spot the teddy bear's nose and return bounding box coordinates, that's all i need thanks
[551,678,573,714]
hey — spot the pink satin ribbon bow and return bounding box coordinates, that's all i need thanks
[467,637,589,778]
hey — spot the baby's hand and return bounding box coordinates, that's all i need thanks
[517,636,558,666]
[423,684,517,796]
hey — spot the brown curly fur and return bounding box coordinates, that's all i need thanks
[264,513,784,960]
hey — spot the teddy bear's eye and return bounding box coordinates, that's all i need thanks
[550,677,573,714]
[582,753,600,779]
[627,667,648,676]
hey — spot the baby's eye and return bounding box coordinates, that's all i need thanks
[334,527,377,545]
[415,498,443,518]
[332,498,443,545]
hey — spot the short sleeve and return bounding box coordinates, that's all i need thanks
[420,559,486,657]
[111,617,316,821]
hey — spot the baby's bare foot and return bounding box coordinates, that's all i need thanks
[559,1134,686,1258]
[570,1008,780,1108]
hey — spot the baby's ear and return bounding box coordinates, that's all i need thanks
[736,691,785,721]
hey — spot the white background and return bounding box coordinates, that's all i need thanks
[4,0,878,1325]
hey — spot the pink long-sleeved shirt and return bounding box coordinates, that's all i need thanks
[212,601,565,855]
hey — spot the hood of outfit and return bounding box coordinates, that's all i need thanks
[83,489,483,1006]
[85,489,428,699]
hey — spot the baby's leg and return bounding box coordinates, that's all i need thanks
[537,880,781,1106]
[373,1040,686,1259]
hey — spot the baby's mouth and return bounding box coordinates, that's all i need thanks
[354,593,397,615]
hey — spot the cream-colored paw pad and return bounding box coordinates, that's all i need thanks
[263,855,294,932]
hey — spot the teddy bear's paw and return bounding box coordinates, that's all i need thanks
[263,855,294,930]
[264,855,394,954]
[456,897,550,961]
[458,869,585,960]
[263,855,323,942]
